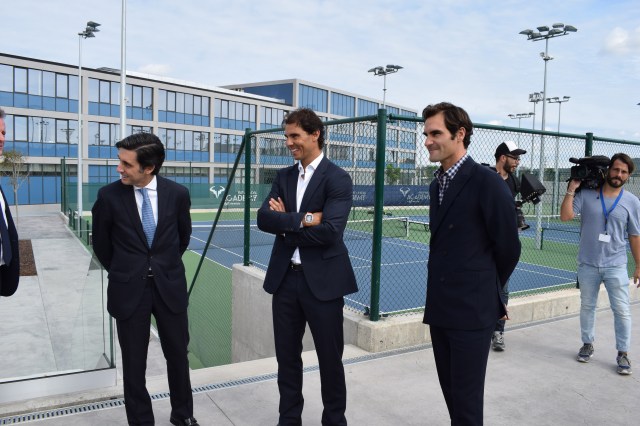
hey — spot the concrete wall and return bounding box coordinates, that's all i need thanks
[231,264,640,361]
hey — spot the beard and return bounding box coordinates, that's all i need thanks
[606,175,625,188]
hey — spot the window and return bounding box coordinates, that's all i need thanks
[158,127,210,161]
[299,84,327,112]
[331,93,355,117]
[214,99,256,130]
[358,99,378,116]
[158,89,208,126]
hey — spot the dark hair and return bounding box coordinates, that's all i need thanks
[0,107,5,119]
[421,102,474,148]
[609,153,635,175]
[282,108,325,149]
[115,133,165,175]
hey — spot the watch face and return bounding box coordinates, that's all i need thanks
[305,214,313,223]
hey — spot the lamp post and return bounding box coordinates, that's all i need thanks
[368,64,403,109]
[528,92,543,171]
[519,23,577,247]
[548,95,570,215]
[77,20,100,230]
[507,112,534,146]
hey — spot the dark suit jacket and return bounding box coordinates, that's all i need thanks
[257,157,358,301]
[0,186,20,297]
[91,175,191,320]
[423,157,521,329]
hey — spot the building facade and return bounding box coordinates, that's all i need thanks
[0,53,418,206]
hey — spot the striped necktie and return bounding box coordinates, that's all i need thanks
[139,188,156,247]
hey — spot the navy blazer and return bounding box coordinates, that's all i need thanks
[257,157,358,301]
[423,157,521,329]
[0,186,20,297]
[91,175,192,320]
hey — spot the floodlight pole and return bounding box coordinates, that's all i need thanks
[120,0,127,139]
[528,92,543,171]
[548,95,570,215]
[508,112,533,146]
[519,23,577,248]
[368,65,403,109]
[77,21,100,231]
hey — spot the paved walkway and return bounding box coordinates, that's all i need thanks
[1,213,639,425]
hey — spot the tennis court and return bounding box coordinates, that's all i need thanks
[189,215,579,315]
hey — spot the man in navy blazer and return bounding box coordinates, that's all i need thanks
[0,107,20,297]
[257,108,357,425]
[92,133,198,426]
[422,103,521,425]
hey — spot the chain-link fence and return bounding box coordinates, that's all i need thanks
[189,112,640,327]
[61,111,640,368]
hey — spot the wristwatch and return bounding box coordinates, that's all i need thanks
[304,213,314,224]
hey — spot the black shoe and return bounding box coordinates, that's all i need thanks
[170,416,199,426]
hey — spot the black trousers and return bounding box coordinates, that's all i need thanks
[272,267,347,426]
[430,324,494,426]
[495,281,510,332]
[116,277,193,425]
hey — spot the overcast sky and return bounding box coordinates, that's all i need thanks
[4,0,640,139]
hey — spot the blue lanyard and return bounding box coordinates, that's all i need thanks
[599,187,624,234]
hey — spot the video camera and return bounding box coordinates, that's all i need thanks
[568,156,610,190]
[515,173,546,231]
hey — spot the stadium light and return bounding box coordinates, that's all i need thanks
[77,20,100,229]
[368,64,403,109]
[508,112,534,147]
[519,23,577,248]
[548,95,571,214]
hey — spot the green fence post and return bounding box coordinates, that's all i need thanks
[585,132,593,157]
[243,129,252,266]
[369,108,387,322]
[61,158,67,213]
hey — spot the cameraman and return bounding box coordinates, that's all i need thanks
[491,141,527,351]
[560,153,640,375]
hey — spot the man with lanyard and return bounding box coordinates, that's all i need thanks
[490,141,527,351]
[561,153,640,375]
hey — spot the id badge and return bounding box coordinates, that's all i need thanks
[599,233,611,243]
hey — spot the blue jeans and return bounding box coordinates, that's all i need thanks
[577,263,632,352]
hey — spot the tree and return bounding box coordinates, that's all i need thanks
[385,163,401,184]
[0,150,29,223]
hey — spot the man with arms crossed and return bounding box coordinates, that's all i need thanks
[257,108,357,425]
[561,153,640,375]
[92,133,198,425]
[422,102,521,425]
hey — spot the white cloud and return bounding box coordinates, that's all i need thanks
[601,26,640,55]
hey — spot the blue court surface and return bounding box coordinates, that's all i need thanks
[189,219,577,315]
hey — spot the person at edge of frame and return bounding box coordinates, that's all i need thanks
[560,152,640,376]
[257,108,358,426]
[422,102,521,425]
[0,107,20,298]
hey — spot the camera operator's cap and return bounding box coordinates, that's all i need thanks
[495,140,527,157]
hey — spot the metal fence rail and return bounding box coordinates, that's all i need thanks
[61,111,640,368]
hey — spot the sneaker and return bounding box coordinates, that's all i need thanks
[491,331,505,352]
[617,354,632,375]
[577,343,594,363]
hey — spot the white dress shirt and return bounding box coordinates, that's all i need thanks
[291,153,324,265]
[134,175,158,225]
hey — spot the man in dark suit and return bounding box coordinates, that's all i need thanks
[422,103,521,425]
[92,133,198,426]
[0,107,20,297]
[257,108,357,426]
